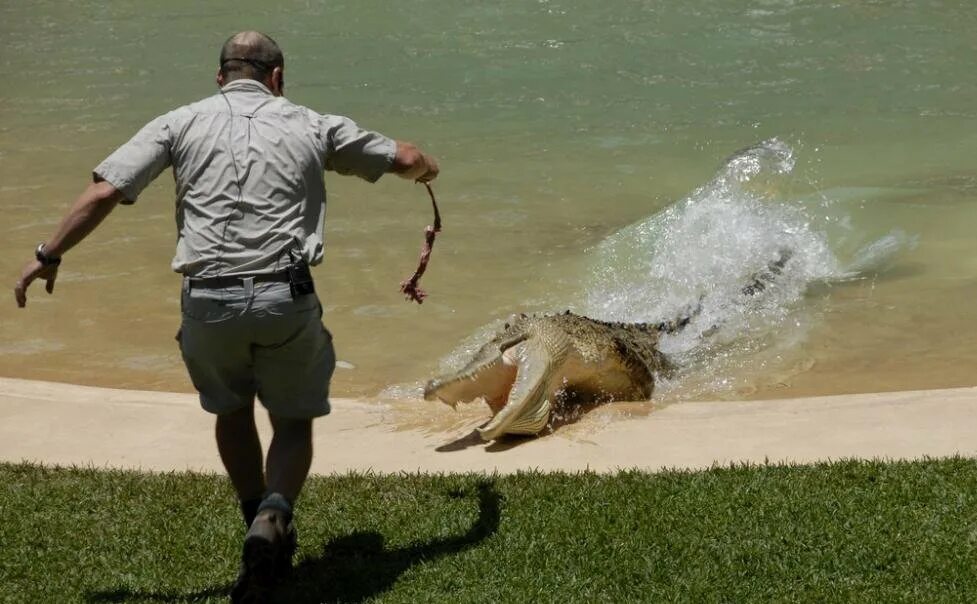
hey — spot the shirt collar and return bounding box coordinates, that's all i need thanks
[220,79,273,96]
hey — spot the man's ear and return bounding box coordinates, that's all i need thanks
[271,67,284,96]
[216,69,225,88]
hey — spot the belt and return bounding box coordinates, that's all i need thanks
[186,271,291,291]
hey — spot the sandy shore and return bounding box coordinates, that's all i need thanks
[1,376,975,474]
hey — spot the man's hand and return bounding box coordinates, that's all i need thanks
[392,141,439,183]
[414,152,439,183]
[14,259,59,308]
[12,179,124,308]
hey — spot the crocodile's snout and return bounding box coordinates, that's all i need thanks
[422,379,441,401]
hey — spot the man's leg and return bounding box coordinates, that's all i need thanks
[232,286,330,601]
[265,414,313,503]
[229,413,311,602]
[215,404,266,523]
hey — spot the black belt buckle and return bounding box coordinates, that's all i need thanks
[287,261,315,298]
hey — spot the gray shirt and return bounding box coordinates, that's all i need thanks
[93,79,396,277]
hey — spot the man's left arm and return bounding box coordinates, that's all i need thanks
[14,179,127,308]
[320,115,440,183]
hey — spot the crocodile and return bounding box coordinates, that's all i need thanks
[423,249,793,441]
[424,312,678,441]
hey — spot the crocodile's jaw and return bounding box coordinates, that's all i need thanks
[475,340,554,441]
[423,356,517,410]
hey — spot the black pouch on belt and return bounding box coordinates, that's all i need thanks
[287,261,315,298]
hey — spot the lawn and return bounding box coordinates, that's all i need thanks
[3,458,977,603]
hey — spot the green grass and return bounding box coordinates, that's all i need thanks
[3,459,977,603]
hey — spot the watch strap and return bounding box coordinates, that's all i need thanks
[35,243,62,267]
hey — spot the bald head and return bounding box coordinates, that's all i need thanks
[218,31,284,84]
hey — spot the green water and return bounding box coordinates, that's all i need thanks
[2,0,976,402]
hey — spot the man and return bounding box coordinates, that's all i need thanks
[14,31,439,601]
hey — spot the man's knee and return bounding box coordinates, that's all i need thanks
[269,414,313,437]
[216,403,256,427]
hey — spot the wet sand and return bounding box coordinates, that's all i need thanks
[2,376,975,474]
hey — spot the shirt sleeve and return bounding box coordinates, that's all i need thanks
[319,114,396,183]
[93,113,174,204]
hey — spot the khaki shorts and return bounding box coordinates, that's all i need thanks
[177,280,335,418]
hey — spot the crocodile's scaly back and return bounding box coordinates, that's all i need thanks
[548,312,671,377]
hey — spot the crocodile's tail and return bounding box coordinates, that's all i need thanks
[655,247,794,335]
[655,296,704,335]
[741,248,793,296]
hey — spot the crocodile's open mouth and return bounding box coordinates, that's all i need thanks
[423,355,518,412]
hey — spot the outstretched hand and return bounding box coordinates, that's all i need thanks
[14,259,58,308]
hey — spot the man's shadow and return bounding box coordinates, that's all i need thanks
[85,481,501,604]
[279,481,501,603]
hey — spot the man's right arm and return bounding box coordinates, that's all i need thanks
[390,141,439,183]
[14,112,173,308]
[13,180,126,308]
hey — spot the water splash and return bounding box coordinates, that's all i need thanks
[579,137,914,399]
[584,140,831,321]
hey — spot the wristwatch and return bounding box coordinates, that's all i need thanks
[35,243,62,267]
